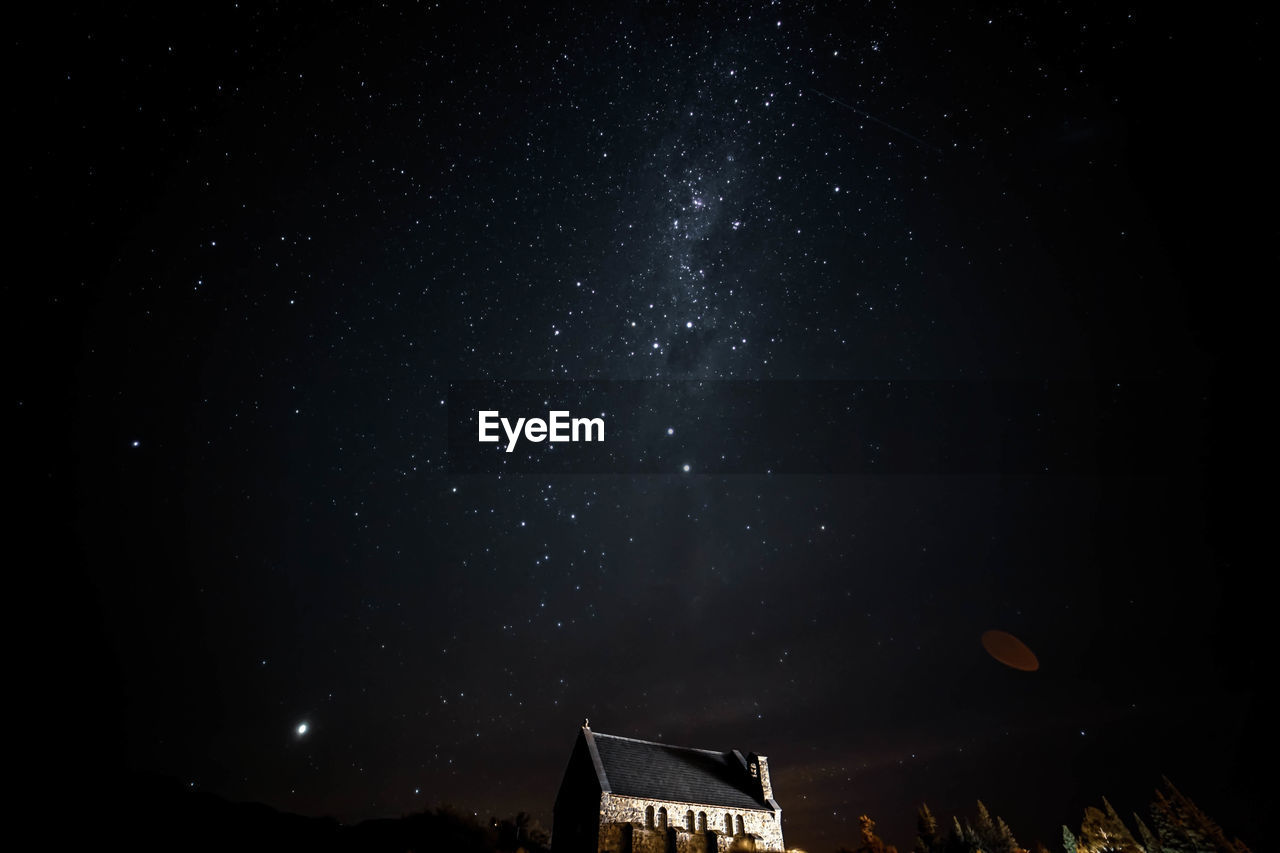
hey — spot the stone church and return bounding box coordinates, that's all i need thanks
[552,722,785,853]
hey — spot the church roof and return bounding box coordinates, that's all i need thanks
[586,729,774,812]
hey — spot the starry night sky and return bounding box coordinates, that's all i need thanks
[20,3,1263,850]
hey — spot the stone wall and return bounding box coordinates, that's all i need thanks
[597,793,783,853]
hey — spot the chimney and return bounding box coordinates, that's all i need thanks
[747,752,774,801]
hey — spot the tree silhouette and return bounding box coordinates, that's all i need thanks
[915,804,939,853]
[1065,779,1252,853]
[1078,798,1142,853]
[1147,778,1251,853]
[491,811,550,853]
[851,814,899,853]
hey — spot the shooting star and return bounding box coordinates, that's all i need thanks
[809,88,939,152]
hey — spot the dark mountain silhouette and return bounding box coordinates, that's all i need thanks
[79,773,546,853]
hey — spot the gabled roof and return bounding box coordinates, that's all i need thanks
[584,728,774,812]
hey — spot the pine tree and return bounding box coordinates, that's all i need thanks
[1149,778,1252,853]
[967,801,1018,853]
[1064,826,1079,853]
[857,814,898,853]
[1079,802,1141,853]
[1150,789,1191,853]
[943,816,981,853]
[994,816,1021,853]
[916,803,940,853]
[975,801,996,845]
[1134,813,1161,853]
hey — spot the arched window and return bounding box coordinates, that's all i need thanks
[657,807,667,829]
[645,806,655,830]
[736,815,745,835]
[686,810,695,831]
[725,814,734,834]
[697,812,707,832]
